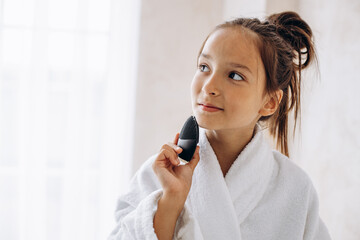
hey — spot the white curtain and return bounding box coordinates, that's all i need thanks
[0,0,140,239]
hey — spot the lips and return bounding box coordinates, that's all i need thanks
[198,103,223,110]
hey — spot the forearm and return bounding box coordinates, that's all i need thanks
[153,193,186,240]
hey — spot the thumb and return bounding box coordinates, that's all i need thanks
[187,146,200,171]
[173,132,180,145]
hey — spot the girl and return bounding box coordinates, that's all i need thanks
[108,11,331,240]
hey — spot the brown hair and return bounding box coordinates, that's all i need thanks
[196,11,317,157]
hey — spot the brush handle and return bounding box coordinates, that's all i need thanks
[178,138,197,162]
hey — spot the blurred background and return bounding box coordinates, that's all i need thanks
[0,0,359,239]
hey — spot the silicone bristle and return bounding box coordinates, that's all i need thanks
[179,116,198,139]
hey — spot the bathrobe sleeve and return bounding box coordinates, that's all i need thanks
[107,154,204,240]
[303,182,332,240]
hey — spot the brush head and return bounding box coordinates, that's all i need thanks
[177,116,199,162]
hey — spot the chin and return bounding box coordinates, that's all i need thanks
[192,111,217,130]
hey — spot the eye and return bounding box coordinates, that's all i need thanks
[229,72,244,81]
[198,64,210,72]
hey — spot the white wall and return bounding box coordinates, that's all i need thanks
[295,0,360,239]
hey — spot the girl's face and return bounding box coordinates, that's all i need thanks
[191,27,269,132]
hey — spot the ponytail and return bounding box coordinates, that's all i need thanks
[266,11,317,157]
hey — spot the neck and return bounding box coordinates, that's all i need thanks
[205,125,256,176]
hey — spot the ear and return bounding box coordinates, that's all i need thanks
[259,89,283,117]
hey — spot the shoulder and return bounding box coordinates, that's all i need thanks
[272,150,313,188]
[136,153,158,176]
[270,150,330,237]
[131,153,160,190]
[270,149,318,203]
[255,150,321,221]
[120,153,162,205]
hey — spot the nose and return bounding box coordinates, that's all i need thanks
[202,73,221,96]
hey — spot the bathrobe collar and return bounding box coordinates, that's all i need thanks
[187,123,275,240]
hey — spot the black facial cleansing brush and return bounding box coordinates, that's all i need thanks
[177,116,199,162]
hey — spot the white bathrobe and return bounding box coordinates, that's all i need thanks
[108,123,331,240]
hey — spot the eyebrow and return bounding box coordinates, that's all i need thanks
[199,53,253,74]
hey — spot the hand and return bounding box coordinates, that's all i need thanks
[152,132,200,201]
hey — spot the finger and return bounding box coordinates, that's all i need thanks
[167,142,183,154]
[158,148,179,166]
[172,133,183,154]
[162,142,183,158]
[162,144,181,165]
[173,132,180,145]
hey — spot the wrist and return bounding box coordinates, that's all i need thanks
[160,192,186,214]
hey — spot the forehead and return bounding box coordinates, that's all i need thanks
[201,27,262,75]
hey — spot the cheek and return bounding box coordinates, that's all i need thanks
[191,75,202,98]
[225,90,259,115]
